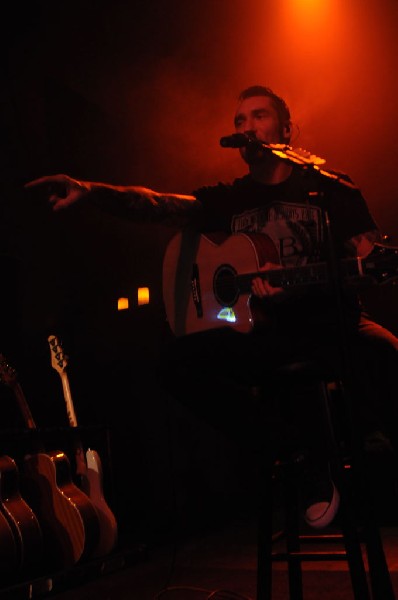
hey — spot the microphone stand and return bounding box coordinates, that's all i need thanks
[221,132,396,598]
[291,144,396,597]
[270,137,395,599]
[322,204,396,600]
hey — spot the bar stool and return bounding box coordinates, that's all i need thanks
[255,360,396,600]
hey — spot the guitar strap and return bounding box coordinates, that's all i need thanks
[172,228,202,337]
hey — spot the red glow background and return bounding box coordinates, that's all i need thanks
[2,0,398,350]
[6,0,398,231]
[2,0,398,541]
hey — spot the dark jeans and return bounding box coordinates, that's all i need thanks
[157,312,398,462]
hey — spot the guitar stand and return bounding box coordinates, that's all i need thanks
[0,425,149,598]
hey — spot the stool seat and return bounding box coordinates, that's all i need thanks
[273,359,338,386]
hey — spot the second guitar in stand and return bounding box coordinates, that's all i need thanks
[48,334,118,558]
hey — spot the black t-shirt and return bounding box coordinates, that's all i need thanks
[193,168,378,330]
[194,168,377,265]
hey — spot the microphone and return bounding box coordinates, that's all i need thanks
[219,133,253,148]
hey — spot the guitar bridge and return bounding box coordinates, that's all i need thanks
[191,263,203,318]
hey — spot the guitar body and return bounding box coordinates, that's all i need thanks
[22,450,99,569]
[80,449,118,557]
[0,501,18,576]
[163,232,398,337]
[53,453,101,562]
[0,455,43,574]
[162,231,279,336]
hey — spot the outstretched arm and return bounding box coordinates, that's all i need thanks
[24,174,200,220]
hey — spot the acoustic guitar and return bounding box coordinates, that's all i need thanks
[48,335,118,557]
[0,454,44,576]
[162,231,398,336]
[0,357,44,576]
[0,354,100,570]
[0,468,18,577]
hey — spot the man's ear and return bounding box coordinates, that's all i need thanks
[282,121,291,142]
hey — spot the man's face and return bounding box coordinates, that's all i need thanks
[234,95,285,164]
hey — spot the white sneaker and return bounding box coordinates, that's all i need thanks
[303,470,340,529]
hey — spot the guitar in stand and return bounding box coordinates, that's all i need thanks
[0,357,45,577]
[0,453,44,578]
[0,354,100,570]
[0,463,19,578]
[48,335,118,557]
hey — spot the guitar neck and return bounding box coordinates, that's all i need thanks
[60,371,78,428]
[236,256,363,291]
[13,382,36,430]
[0,354,36,430]
[59,371,87,478]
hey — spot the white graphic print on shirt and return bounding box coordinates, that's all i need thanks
[231,201,324,268]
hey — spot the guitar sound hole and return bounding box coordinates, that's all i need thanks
[214,265,239,306]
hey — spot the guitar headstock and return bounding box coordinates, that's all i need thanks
[0,353,18,389]
[0,353,36,428]
[48,335,69,375]
[268,143,326,166]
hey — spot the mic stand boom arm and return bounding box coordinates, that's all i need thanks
[257,142,359,190]
[219,132,358,191]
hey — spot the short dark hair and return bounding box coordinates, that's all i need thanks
[238,85,291,140]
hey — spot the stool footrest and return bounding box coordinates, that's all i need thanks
[299,533,345,543]
[272,550,348,562]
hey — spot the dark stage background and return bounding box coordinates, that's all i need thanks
[1,0,398,544]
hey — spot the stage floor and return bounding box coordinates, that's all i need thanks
[3,517,397,600]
